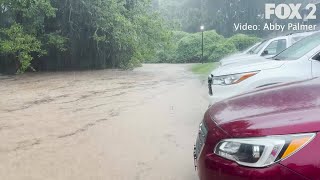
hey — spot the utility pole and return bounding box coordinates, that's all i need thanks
[200,0,205,64]
[200,25,205,64]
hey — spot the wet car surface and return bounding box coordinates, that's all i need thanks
[196,78,320,180]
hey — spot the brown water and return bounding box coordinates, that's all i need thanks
[0,64,208,180]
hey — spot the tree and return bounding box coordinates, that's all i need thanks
[0,0,169,73]
[0,0,60,73]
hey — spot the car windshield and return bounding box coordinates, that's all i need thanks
[274,33,320,60]
[291,36,305,44]
[248,40,268,54]
[244,43,259,53]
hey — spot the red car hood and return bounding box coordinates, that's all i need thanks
[208,78,320,138]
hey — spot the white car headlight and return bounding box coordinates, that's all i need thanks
[214,133,315,168]
[212,71,259,85]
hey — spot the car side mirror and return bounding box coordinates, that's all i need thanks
[262,50,269,56]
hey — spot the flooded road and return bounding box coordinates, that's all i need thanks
[0,64,208,180]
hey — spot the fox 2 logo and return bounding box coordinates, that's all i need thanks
[265,4,317,20]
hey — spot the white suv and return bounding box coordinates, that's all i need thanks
[220,32,316,67]
[208,32,320,105]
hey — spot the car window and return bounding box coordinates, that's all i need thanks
[263,39,287,56]
[313,53,320,61]
[249,40,268,54]
[274,33,320,60]
[243,43,260,53]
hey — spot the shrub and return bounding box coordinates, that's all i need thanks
[172,31,189,42]
[151,30,260,64]
[208,42,237,61]
[149,31,189,63]
[175,34,201,63]
[175,30,224,63]
[227,34,261,51]
[202,30,225,42]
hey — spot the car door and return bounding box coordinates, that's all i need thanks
[261,39,287,57]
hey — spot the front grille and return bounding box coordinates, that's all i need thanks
[195,121,208,158]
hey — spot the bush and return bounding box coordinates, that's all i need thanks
[150,30,260,64]
[227,34,261,51]
[175,30,224,63]
[208,42,237,61]
[172,31,189,42]
[175,34,201,63]
[202,30,225,42]
[148,30,189,63]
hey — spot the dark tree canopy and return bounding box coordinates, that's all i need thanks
[0,0,169,73]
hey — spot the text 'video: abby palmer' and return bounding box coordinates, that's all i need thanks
[234,23,318,32]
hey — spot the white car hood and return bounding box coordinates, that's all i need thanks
[220,55,264,66]
[221,52,246,60]
[211,60,285,77]
[220,54,252,62]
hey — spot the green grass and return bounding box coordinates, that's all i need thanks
[191,63,218,76]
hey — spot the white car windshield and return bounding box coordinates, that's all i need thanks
[244,43,260,53]
[274,33,320,61]
[248,40,268,54]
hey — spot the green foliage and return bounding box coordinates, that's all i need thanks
[150,30,259,64]
[227,34,261,51]
[0,0,64,73]
[0,0,169,73]
[132,10,170,66]
[191,63,219,76]
[149,30,188,63]
[45,33,67,52]
[1,0,57,34]
[0,24,44,73]
[0,0,268,74]
[207,42,237,62]
[175,30,225,63]
[172,31,189,42]
[6,0,57,18]
[203,30,225,42]
[175,34,201,63]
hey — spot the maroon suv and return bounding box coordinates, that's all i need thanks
[194,78,320,180]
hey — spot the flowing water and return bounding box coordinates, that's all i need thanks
[0,64,208,180]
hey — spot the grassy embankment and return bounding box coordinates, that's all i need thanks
[191,63,219,76]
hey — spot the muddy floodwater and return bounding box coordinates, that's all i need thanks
[0,64,208,180]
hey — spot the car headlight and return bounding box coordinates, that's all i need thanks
[212,71,259,85]
[214,133,315,168]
